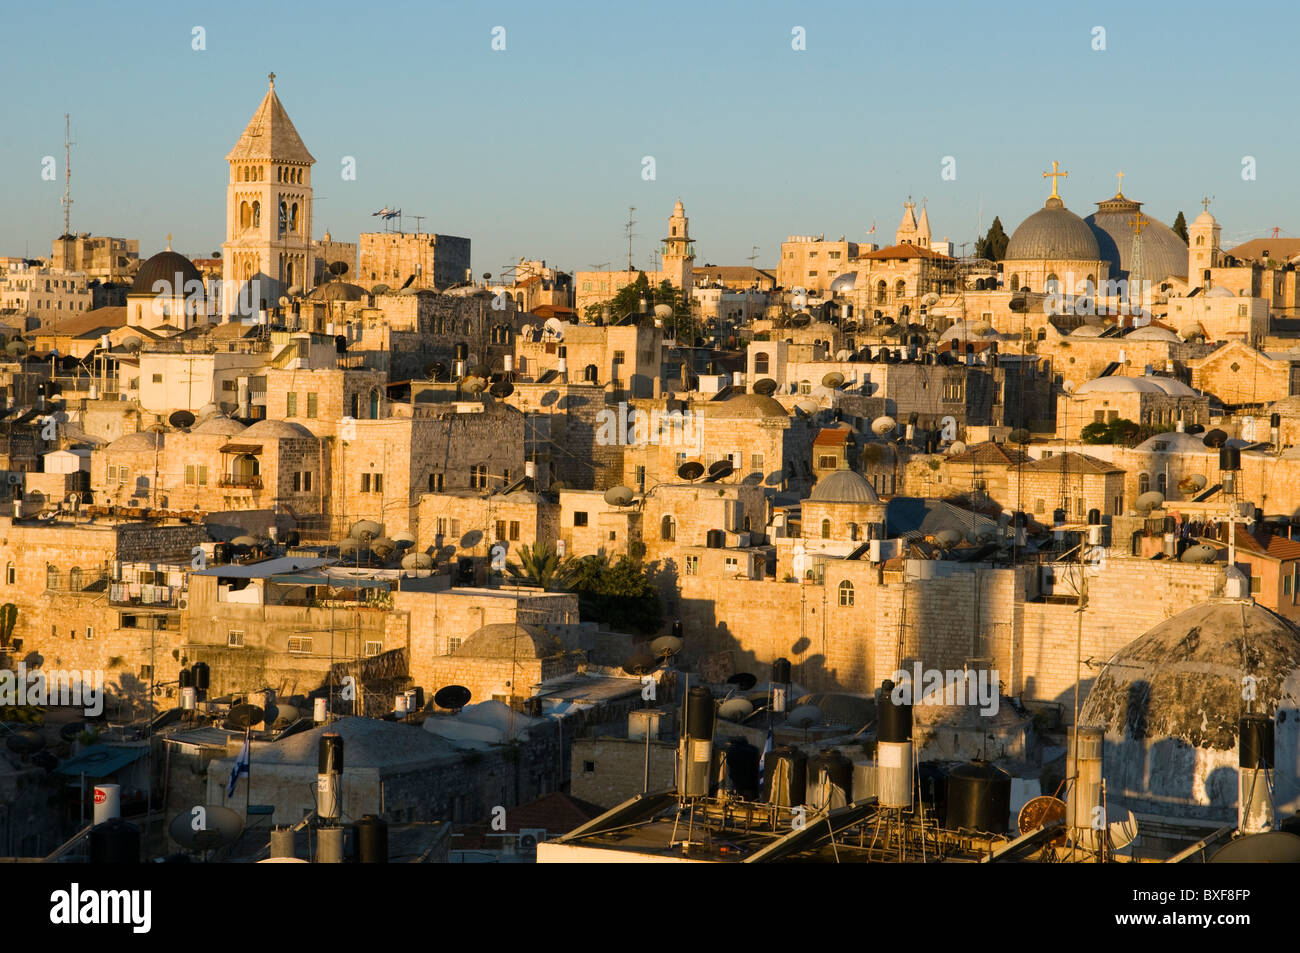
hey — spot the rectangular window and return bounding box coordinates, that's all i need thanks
[286,393,298,417]
[373,473,383,493]
[287,636,313,654]
[725,556,740,572]
[751,453,764,471]
[685,555,699,576]
[185,464,196,485]
[363,640,383,657]
[495,520,507,541]
[222,379,237,392]
[509,521,520,541]
[447,636,462,654]
[302,471,311,492]
[293,472,302,492]
[151,373,162,383]
[361,473,370,492]
[574,511,588,527]
[1250,576,1262,594]
[228,630,245,648]
[818,454,838,469]
[429,472,444,492]
[307,393,318,418]
[198,465,208,486]
[85,626,94,640]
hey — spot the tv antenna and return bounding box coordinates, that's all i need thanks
[61,114,74,237]
[412,214,426,236]
[747,245,760,267]
[625,207,637,271]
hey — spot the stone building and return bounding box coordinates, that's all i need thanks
[0,263,92,322]
[415,487,557,565]
[1188,341,1300,410]
[419,622,580,708]
[1007,451,1125,521]
[49,234,140,283]
[357,231,471,291]
[1060,374,1208,440]
[573,201,695,314]
[777,234,860,297]
[1001,171,1109,297]
[515,322,663,399]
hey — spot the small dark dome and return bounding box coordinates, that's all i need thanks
[1005,197,1101,262]
[131,251,204,296]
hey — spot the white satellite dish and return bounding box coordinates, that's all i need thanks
[922,292,940,306]
[947,440,967,455]
[543,317,567,341]
[872,416,897,436]
[787,704,822,729]
[719,698,754,721]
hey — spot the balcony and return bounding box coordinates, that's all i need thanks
[218,474,262,489]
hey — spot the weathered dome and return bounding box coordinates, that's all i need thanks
[1086,195,1188,284]
[191,415,247,436]
[1079,600,1300,825]
[1074,375,1166,395]
[131,251,203,296]
[106,430,163,452]
[242,418,315,440]
[809,469,881,504]
[1070,324,1107,337]
[456,622,559,659]
[1134,431,1212,454]
[1125,324,1181,342]
[710,393,789,419]
[1005,196,1101,262]
[307,281,367,302]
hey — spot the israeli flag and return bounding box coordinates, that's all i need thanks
[227,730,250,798]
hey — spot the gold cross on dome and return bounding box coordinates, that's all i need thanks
[1129,213,1150,235]
[268,72,276,88]
[165,233,172,250]
[1115,171,1124,196]
[1202,196,1212,212]
[1043,161,1068,198]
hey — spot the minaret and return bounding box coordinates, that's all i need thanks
[1187,198,1221,288]
[661,199,694,297]
[220,73,316,319]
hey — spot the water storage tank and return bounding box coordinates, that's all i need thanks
[92,783,121,825]
[772,657,792,685]
[318,733,344,819]
[1220,446,1241,471]
[877,679,913,808]
[877,679,911,743]
[705,529,726,548]
[717,737,760,800]
[352,814,389,863]
[192,662,210,691]
[762,745,807,807]
[319,732,344,774]
[1240,714,1275,834]
[680,687,716,797]
[316,825,345,863]
[1066,726,1104,840]
[179,668,194,689]
[808,749,853,810]
[945,760,1012,833]
[88,818,140,863]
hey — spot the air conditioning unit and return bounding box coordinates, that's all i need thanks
[517,828,547,852]
[7,473,21,485]
[177,598,188,611]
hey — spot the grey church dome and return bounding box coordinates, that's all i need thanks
[1086,194,1188,284]
[809,469,880,504]
[1005,196,1101,262]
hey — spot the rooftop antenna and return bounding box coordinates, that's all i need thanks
[625,207,637,271]
[61,113,74,238]
[412,214,425,237]
[747,245,760,268]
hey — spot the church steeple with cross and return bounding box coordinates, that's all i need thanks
[220,73,316,319]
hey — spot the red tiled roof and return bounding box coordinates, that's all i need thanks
[858,243,954,262]
[1233,524,1300,561]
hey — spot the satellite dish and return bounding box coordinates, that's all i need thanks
[1181,473,1208,492]
[752,378,778,396]
[719,698,755,722]
[871,416,897,436]
[947,440,967,455]
[543,317,567,341]
[370,537,396,559]
[622,653,659,676]
[168,410,195,430]
[726,672,758,691]
[677,461,705,482]
[337,538,359,556]
[1209,831,1300,863]
[371,284,390,296]
[934,529,963,548]
[461,376,486,395]
[169,805,244,850]
[1202,428,1228,449]
[277,296,290,308]
[433,685,472,711]
[225,703,263,730]
[603,485,635,506]
[787,704,822,729]
[835,349,853,362]
[230,535,258,548]
[273,703,300,727]
[821,371,845,388]
[650,635,683,658]
[401,551,434,570]
[794,399,819,417]
[922,292,940,306]
[350,519,383,541]
[489,380,514,399]
[707,460,734,481]
[1136,490,1166,512]
[654,303,673,320]
[1016,795,1067,841]
[393,530,416,546]
[1181,544,1218,563]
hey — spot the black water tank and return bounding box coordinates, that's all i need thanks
[762,745,807,806]
[706,529,726,548]
[1220,446,1241,471]
[718,737,760,800]
[772,657,792,685]
[179,668,194,689]
[945,760,1012,833]
[412,686,425,710]
[685,686,715,741]
[352,814,388,863]
[1240,714,1274,769]
[1272,413,1282,429]
[878,680,912,743]
[88,818,140,863]
[809,749,854,802]
[192,662,210,691]
[319,732,344,774]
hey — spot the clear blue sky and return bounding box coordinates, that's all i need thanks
[2,0,1295,275]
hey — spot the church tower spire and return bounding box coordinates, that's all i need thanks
[661,199,694,298]
[220,74,316,319]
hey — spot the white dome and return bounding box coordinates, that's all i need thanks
[1126,325,1181,342]
[1074,376,1164,395]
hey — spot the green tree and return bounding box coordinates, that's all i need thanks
[975,217,1010,261]
[1080,422,1111,444]
[583,273,695,341]
[568,553,663,635]
[505,542,573,590]
[1172,211,1188,243]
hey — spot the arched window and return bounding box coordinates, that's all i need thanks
[290,202,299,234]
[1045,273,1060,294]
[1138,472,1150,495]
[584,364,598,382]
[876,280,887,301]
[1010,274,1020,292]
[240,201,251,230]
[252,201,260,228]
[1037,327,1047,341]
[754,352,769,375]
[5,562,13,585]
[46,565,60,590]
[821,519,831,539]
[895,279,906,298]
[1196,236,1204,246]
[278,202,288,236]
[848,522,859,541]
[1157,472,1167,496]
[68,567,83,591]
[661,515,676,541]
[838,579,854,607]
